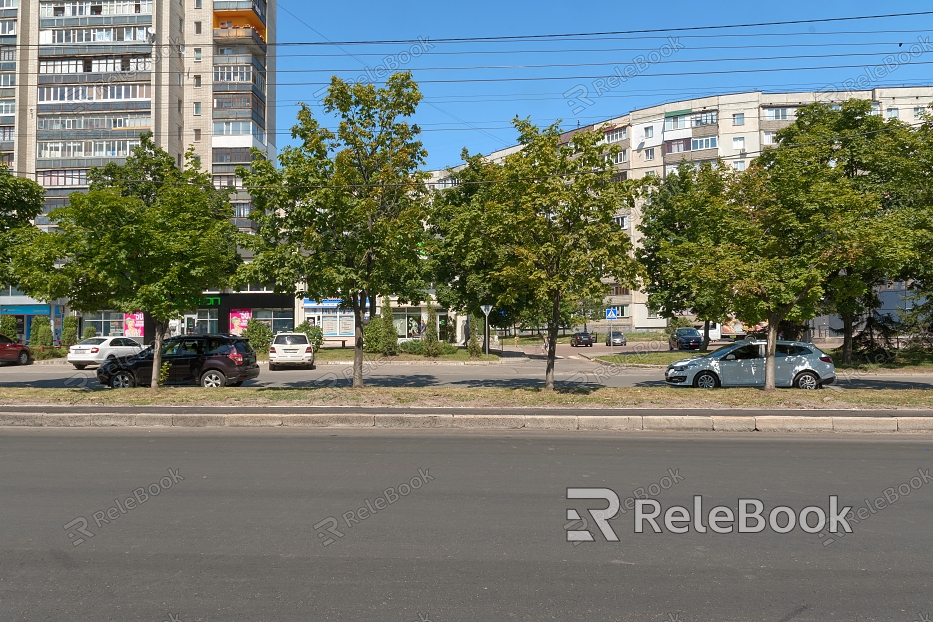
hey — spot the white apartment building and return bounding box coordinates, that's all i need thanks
[428,87,933,333]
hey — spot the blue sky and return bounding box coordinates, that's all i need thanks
[272,0,933,170]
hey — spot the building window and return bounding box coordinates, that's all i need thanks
[194,75,202,87]
[195,0,202,6]
[614,150,628,164]
[194,308,218,334]
[914,106,928,119]
[194,21,202,34]
[194,48,202,61]
[604,127,626,143]
[82,311,129,337]
[193,101,201,115]
[886,108,899,119]
[38,169,88,187]
[614,215,629,229]
[193,128,201,141]
[0,125,12,140]
[666,138,690,154]
[213,147,252,163]
[606,305,630,318]
[733,113,745,126]
[691,111,718,127]
[763,131,777,145]
[609,285,630,296]
[870,103,881,116]
[664,115,689,131]
[764,108,790,121]
[733,137,745,151]
[734,160,747,172]
[254,308,294,333]
[691,137,717,151]
[644,147,655,161]
[644,126,654,139]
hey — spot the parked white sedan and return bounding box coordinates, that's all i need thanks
[68,337,144,369]
[665,340,836,389]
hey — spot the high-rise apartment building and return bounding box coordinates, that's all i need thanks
[1,0,289,343]
[428,87,933,333]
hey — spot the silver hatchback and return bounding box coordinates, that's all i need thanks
[665,340,835,389]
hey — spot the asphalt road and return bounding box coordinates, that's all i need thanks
[1,428,931,621]
[2,358,932,391]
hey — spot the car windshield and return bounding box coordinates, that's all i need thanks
[610,332,624,337]
[678,329,701,336]
[274,335,309,345]
[703,344,738,358]
[78,338,107,345]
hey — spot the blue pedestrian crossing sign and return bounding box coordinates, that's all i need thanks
[605,308,618,321]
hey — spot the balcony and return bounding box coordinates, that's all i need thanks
[214,0,267,24]
[213,27,266,54]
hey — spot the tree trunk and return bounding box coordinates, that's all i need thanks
[545,292,561,391]
[150,319,167,389]
[764,314,781,392]
[702,319,711,351]
[352,302,364,389]
[841,312,855,365]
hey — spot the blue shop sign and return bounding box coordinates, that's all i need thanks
[1,304,52,316]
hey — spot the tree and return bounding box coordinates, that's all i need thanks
[781,101,918,364]
[441,120,641,389]
[638,162,737,350]
[295,320,324,352]
[729,116,884,390]
[0,315,17,339]
[244,318,273,354]
[467,313,483,359]
[62,316,78,348]
[0,165,45,290]
[380,301,398,356]
[14,134,240,388]
[571,293,605,333]
[240,72,428,388]
[30,316,52,347]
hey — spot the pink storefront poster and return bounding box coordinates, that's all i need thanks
[230,309,252,335]
[124,312,145,337]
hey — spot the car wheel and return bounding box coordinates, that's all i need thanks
[201,370,227,388]
[794,371,820,390]
[693,371,719,389]
[17,350,30,365]
[73,364,87,370]
[110,371,135,389]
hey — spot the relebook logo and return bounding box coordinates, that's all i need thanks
[566,488,854,542]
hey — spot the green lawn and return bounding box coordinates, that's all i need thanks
[3,385,931,410]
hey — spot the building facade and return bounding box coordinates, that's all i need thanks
[0,0,283,343]
[429,87,933,334]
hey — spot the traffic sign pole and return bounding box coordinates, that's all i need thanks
[605,308,619,356]
[480,305,493,356]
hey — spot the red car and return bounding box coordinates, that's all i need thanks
[0,332,31,366]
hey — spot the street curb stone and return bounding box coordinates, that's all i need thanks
[644,416,713,431]
[755,416,834,432]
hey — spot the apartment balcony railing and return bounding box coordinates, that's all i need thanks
[214,0,267,24]
[213,27,266,54]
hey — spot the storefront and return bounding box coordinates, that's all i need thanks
[303,299,366,339]
[141,293,298,343]
[1,304,64,344]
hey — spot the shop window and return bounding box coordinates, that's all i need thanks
[253,308,293,334]
[195,308,218,334]
[82,311,127,337]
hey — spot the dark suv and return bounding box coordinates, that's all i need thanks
[97,335,259,388]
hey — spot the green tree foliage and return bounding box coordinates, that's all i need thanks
[0,315,17,340]
[638,162,737,350]
[240,72,428,387]
[422,307,440,357]
[244,319,273,354]
[61,316,78,347]
[363,316,385,354]
[82,325,97,339]
[433,120,642,389]
[571,293,606,333]
[0,165,45,289]
[729,113,886,390]
[14,134,240,388]
[467,313,483,359]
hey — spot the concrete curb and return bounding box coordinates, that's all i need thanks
[1,412,931,433]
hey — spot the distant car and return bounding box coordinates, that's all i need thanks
[664,340,835,389]
[268,332,315,370]
[605,331,627,346]
[570,332,594,347]
[68,336,144,369]
[97,335,259,388]
[0,333,31,366]
[669,327,702,350]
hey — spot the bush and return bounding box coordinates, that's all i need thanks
[399,339,457,356]
[295,320,324,352]
[83,325,97,339]
[363,316,384,354]
[243,318,273,353]
[380,302,398,356]
[422,307,441,357]
[62,316,78,347]
[32,347,66,361]
[30,316,52,347]
[0,315,17,339]
[468,314,483,359]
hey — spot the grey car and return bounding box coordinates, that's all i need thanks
[665,340,835,389]
[605,331,627,346]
